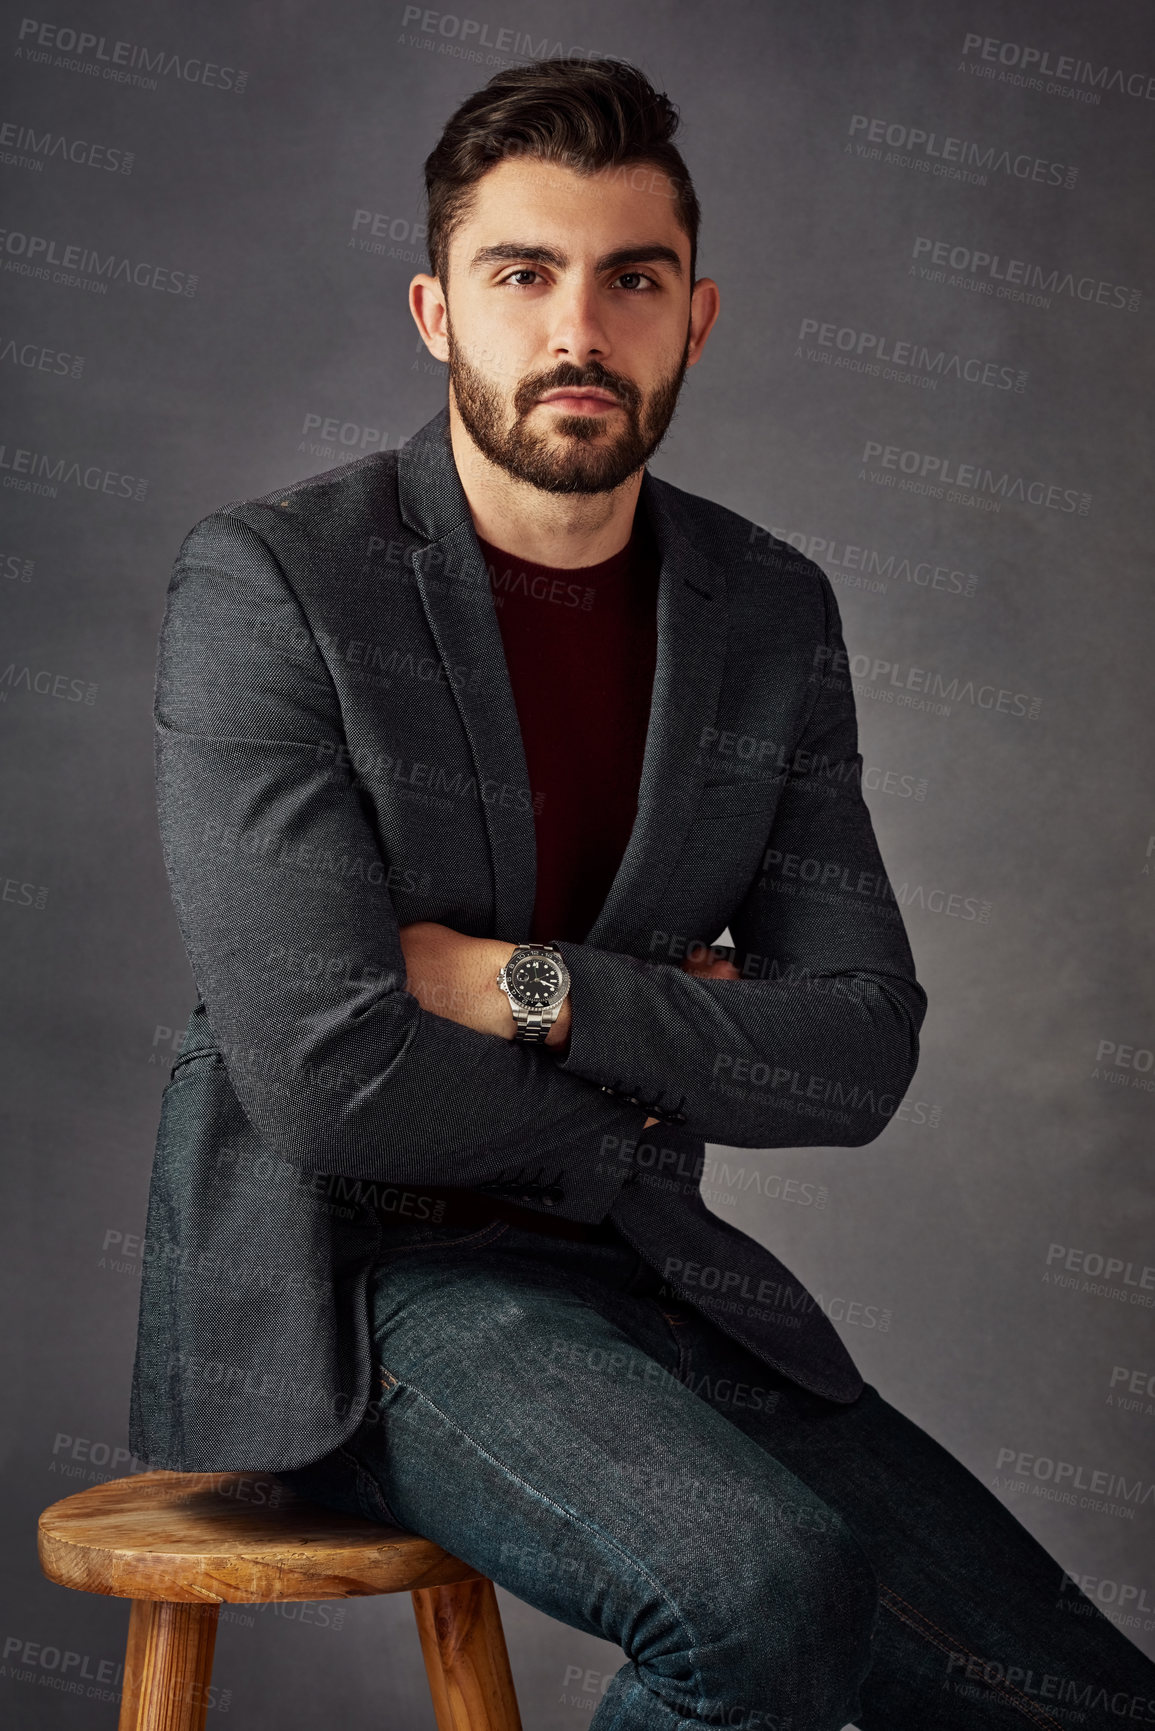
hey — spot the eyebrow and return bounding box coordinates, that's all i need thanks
[469,242,684,280]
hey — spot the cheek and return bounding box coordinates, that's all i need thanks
[462,312,543,386]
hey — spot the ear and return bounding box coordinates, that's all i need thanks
[686,277,720,367]
[410,274,450,363]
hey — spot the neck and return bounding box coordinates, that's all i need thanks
[447,392,642,569]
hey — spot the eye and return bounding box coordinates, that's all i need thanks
[499,268,544,288]
[612,272,658,293]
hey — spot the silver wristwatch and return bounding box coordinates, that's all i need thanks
[497,942,571,1043]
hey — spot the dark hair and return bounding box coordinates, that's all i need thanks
[422,57,701,286]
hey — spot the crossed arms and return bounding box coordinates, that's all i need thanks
[397,919,742,1128]
[156,511,926,1185]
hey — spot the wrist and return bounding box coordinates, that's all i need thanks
[491,939,519,1038]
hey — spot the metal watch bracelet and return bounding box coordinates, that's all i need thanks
[511,1002,559,1043]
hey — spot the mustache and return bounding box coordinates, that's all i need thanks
[512,363,642,417]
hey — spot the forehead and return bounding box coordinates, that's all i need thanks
[454,156,687,260]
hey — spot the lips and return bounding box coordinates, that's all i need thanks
[537,387,620,407]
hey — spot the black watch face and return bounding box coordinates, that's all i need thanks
[510,955,561,1007]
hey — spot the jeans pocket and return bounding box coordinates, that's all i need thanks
[344,1442,403,1527]
[374,1218,512,1255]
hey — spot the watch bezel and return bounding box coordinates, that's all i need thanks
[500,944,571,1011]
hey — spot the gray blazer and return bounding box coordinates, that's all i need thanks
[129,405,926,1472]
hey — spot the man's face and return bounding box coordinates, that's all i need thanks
[434,157,710,495]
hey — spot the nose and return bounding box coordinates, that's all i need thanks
[546,279,611,365]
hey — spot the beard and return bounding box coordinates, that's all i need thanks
[446,314,691,496]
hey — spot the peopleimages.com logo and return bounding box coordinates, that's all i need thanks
[910,235,1141,313]
[797,316,1025,392]
[859,439,1090,516]
[959,33,1155,103]
[0,228,197,296]
[812,643,1042,724]
[13,18,248,93]
[847,113,1077,188]
[0,119,134,174]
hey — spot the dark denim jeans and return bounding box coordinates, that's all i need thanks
[277,1216,1155,1731]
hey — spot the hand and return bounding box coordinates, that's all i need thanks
[680,941,742,982]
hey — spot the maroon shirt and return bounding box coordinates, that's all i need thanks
[478,515,661,944]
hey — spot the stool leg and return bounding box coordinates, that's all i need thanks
[117,1600,220,1731]
[411,1578,522,1731]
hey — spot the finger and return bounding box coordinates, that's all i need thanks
[681,952,741,979]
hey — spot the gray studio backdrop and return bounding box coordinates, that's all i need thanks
[3,0,1154,1724]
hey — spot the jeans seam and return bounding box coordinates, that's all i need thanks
[335,1441,400,1526]
[878,1583,1066,1731]
[377,1364,711,1695]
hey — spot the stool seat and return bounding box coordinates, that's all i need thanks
[38,1469,480,1603]
[38,1471,522,1731]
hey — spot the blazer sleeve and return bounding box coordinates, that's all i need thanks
[551,570,928,1149]
[154,508,649,1181]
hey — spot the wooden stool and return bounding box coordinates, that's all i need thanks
[38,1469,522,1731]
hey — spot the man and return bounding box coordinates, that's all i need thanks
[131,57,1155,1731]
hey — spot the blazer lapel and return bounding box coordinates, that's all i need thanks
[586,470,728,955]
[396,408,729,953]
[398,410,536,940]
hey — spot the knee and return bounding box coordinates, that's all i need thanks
[645,1503,876,1731]
[704,1496,879,1684]
[770,1498,879,1645]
